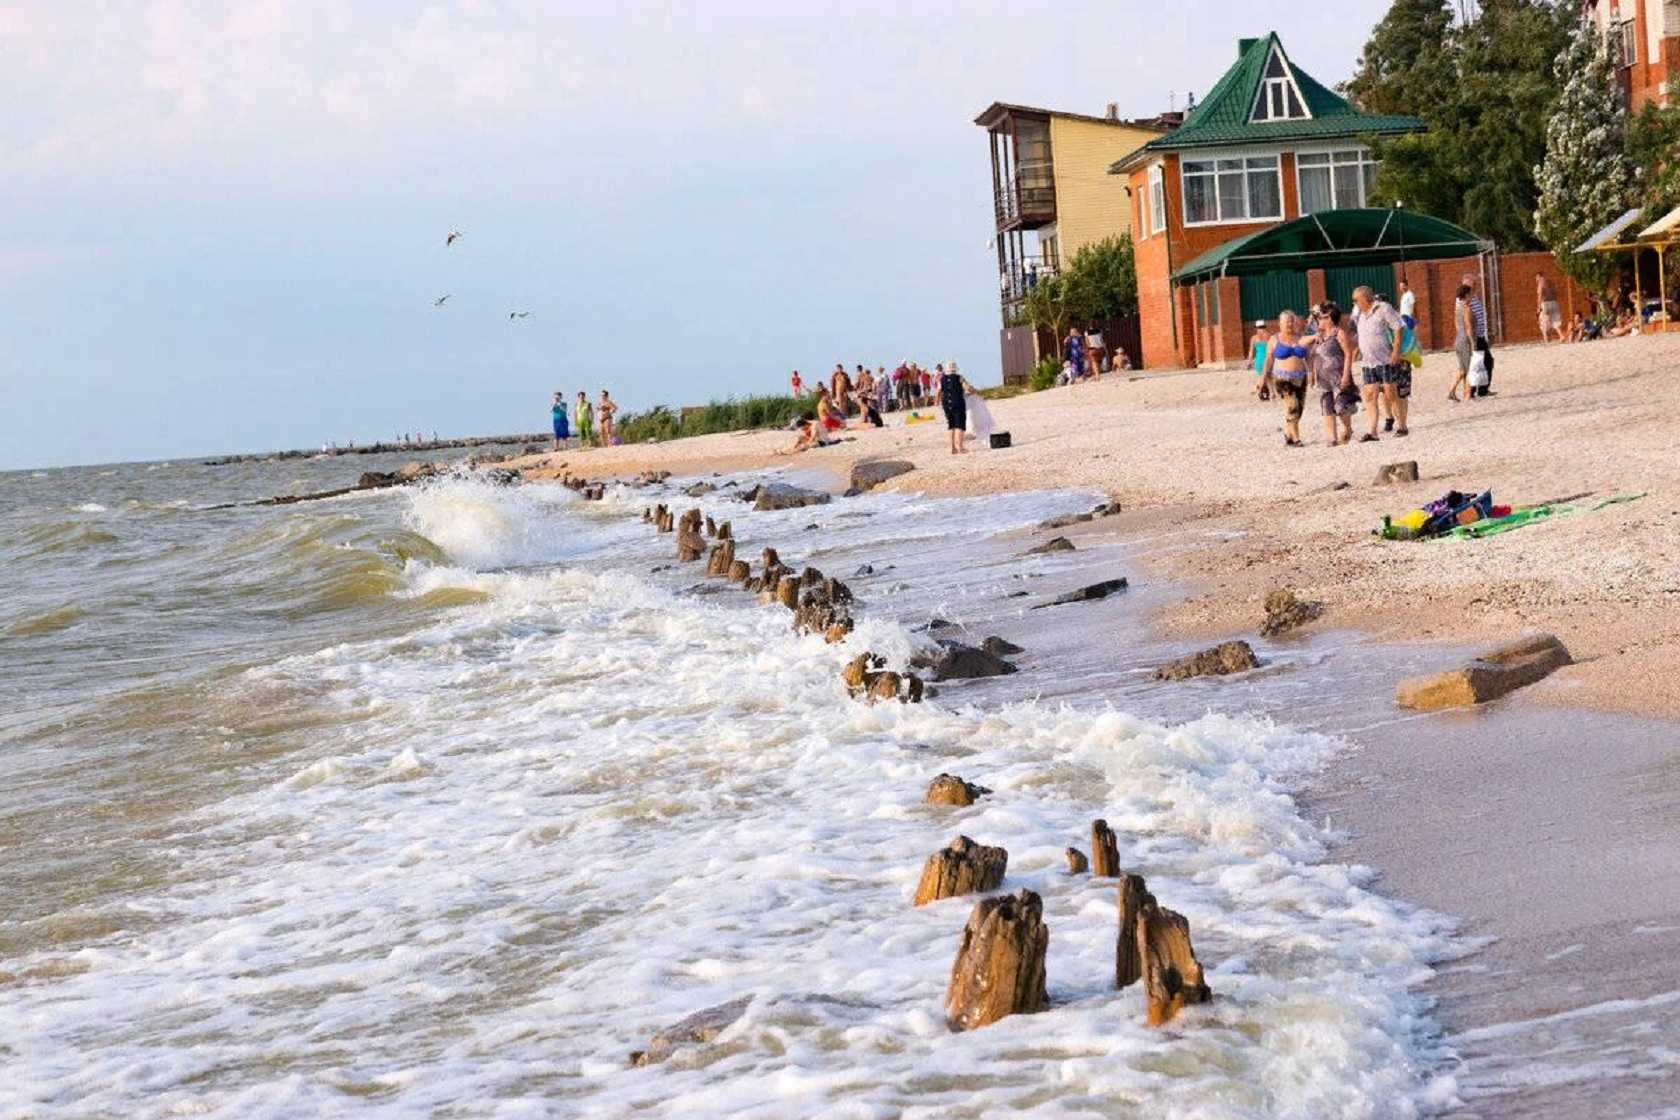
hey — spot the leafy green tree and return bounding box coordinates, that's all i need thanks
[1533,19,1635,287]
[1353,0,1574,250]
[1018,234,1138,338]
[1626,102,1680,217]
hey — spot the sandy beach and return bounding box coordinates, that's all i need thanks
[507,332,1680,720]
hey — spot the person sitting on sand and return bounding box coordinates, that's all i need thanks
[1606,310,1641,338]
[936,362,975,455]
[597,390,618,446]
[575,391,593,446]
[777,412,822,455]
[551,392,570,451]
[815,386,846,434]
[1261,310,1310,447]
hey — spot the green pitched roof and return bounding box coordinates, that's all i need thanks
[1171,209,1490,281]
[1112,34,1421,171]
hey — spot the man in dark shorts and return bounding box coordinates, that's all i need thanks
[1349,285,1409,440]
[937,363,969,455]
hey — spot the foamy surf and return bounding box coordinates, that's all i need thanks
[0,471,1460,1118]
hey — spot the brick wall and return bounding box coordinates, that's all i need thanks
[1394,251,1589,349]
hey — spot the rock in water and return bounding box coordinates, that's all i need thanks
[849,459,915,493]
[753,483,832,511]
[1064,847,1089,874]
[1396,633,1572,711]
[1137,899,1211,1026]
[1033,578,1128,609]
[727,560,750,583]
[924,773,991,807]
[913,835,1008,906]
[980,636,1024,657]
[1027,536,1076,555]
[1374,460,1420,485]
[1091,819,1120,877]
[775,576,800,610]
[944,889,1049,1032]
[914,640,1018,682]
[1261,589,1321,637]
[629,996,752,1066]
[1154,641,1259,681]
[1115,873,1150,989]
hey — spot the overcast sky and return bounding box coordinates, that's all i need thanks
[1,0,1391,469]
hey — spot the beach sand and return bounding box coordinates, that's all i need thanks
[507,333,1680,720]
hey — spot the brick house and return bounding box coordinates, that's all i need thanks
[1584,0,1680,111]
[1111,33,1590,368]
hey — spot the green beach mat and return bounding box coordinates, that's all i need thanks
[1446,492,1646,540]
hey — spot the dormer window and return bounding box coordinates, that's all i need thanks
[1251,46,1308,122]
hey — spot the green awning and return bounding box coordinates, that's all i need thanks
[1172,208,1491,282]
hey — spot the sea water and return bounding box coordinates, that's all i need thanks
[0,457,1458,1118]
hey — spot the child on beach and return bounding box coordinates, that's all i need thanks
[575,392,593,446]
[551,392,570,450]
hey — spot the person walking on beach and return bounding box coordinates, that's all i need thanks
[574,392,593,446]
[1085,325,1106,376]
[936,362,974,454]
[790,370,804,397]
[1250,319,1272,400]
[551,392,570,451]
[1398,278,1417,331]
[596,390,618,446]
[1063,327,1085,383]
[875,366,892,414]
[1464,273,1494,397]
[1308,303,1358,445]
[1450,284,1476,402]
[1261,310,1310,447]
[1350,285,1409,440]
[1537,273,1565,344]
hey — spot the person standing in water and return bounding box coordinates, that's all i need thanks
[551,392,570,451]
[936,362,973,455]
[597,389,618,446]
[575,391,593,446]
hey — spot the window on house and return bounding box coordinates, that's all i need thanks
[1296,150,1380,213]
[1182,155,1281,224]
[1148,164,1166,235]
[1619,18,1638,67]
[1250,48,1309,122]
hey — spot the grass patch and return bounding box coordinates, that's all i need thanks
[615,395,807,444]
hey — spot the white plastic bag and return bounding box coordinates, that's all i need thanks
[1467,350,1490,388]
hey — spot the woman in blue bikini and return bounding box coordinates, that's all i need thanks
[1262,310,1310,447]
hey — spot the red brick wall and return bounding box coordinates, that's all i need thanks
[1493,251,1591,344]
[1216,276,1244,363]
[1395,252,1589,349]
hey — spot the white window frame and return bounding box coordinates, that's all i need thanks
[1248,45,1312,124]
[1147,164,1166,236]
[1294,147,1380,213]
[1179,152,1283,227]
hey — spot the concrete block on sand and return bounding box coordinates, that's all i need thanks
[1374,461,1420,485]
[1396,634,1573,711]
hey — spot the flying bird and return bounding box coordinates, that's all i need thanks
[446,230,462,247]
[433,294,450,307]
[509,311,531,319]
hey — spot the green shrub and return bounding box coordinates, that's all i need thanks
[613,395,808,445]
[1028,356,1060,393]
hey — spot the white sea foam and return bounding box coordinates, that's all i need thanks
[73,502,108,513]
[0,473,1460,1118]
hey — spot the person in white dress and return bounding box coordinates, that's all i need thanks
[958,362,995,444]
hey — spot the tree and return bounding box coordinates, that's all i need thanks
[1019,235,1138,338]
[1353,0,1574,250]
[1533,19,1635,286]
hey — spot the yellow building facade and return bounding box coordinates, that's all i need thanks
[1043,115,1163,268]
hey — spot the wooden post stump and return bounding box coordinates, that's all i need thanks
[717,521,732,540]
[727,560,750,583]
[1091,819,1120,878]
[761,548,780,571]
[1137,898,1211,1026]
[704,515,717,538]
[913,835,1007,906]
[1115,873,1150,989]
[944,889,1048,1031]
[775,576,800,609]
[1065,847,1089,874]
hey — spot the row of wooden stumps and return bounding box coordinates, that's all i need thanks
[914,795,1210,1031]
[639,499,924,702]
[562,474,606,501]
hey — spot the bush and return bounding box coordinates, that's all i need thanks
[1028,356,1060,393]
[613,395,808,445]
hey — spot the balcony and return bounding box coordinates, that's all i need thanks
[995,181,1057,230]
[999,259,1060,308]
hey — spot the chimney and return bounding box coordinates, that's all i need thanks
[1105,101,1119,120]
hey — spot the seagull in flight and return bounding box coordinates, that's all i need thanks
[446,230,462,247]
[509,311,531,319]
[433,294,450,307]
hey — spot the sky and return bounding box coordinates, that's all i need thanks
[1,0,1390,469]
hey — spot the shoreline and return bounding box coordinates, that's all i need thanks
[502,332,1680,722]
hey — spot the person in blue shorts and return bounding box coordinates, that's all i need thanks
[551,392,570,450]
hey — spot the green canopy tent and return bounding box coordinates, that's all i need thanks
[1172,208,1491,282]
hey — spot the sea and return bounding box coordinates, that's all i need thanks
[0,452,1462,1118]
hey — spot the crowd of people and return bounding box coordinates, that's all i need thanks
[550,389,618,450]
[1056,326,1132,384]
[781,359,993,455]
[1249,273,1498,447]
